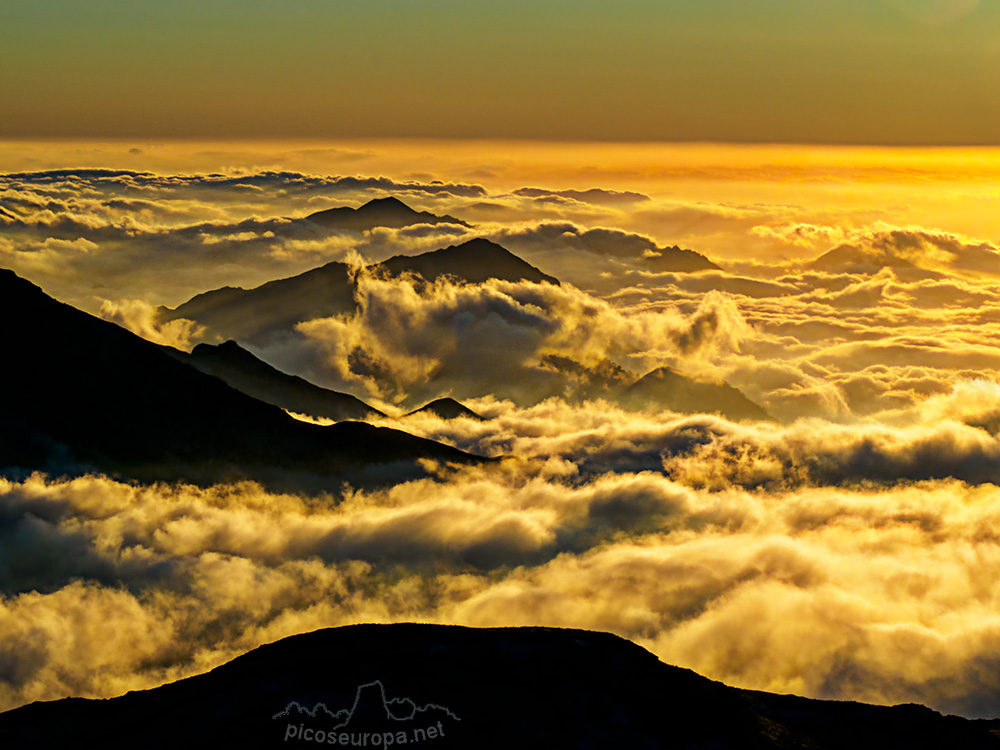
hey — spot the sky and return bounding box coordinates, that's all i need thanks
[7,0,1000,730]
[4,0,1000,143]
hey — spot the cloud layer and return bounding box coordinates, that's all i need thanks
[7,161,1000,723]
[7,406,1000,718]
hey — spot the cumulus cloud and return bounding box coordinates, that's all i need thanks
[289,272,753,407]
[98,299,205,350]
[751,222,1000,278]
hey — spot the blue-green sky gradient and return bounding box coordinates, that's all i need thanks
[3,0,999,143]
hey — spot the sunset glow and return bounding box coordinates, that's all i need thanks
[5,1,1000,744]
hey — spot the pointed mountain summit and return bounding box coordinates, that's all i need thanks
[2,623,997,749]
[167,340,385,422]
[0,268,482,488]
[305,196,471,231]
[159,238,559,342]
[380,238,559,286]
[405,398,484,421]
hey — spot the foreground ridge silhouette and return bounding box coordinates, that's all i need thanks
[0,623,996,750]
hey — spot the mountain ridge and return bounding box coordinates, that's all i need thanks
[0,623,995,749]
[160,237,559,342]
[165,340,386,421]
[0,268,483,489]
[304,196,471,231]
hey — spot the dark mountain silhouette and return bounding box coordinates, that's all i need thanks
[406,398,484,421]
[165,340,385,421]
[159,238,559,342]
[624,367,771,421]
[0,269,483,488]
[643,244,721,272]
[304,196,471,231]
[1,623,997,749]
[379,238,559,286]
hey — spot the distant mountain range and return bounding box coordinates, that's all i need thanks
[542,355,770,422]
[156,233,765,421]
[303,196,471,231]
[0,269,484,489]
[159,238,557,342]
[168,338,764,424]
[168,341,485,423]
[1,623,996,749]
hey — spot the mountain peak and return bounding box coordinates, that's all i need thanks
[305,196,470,230]
[378,238,560,286]
[162,238,560,343]
[406,397,485,421]
[358,196,410,211]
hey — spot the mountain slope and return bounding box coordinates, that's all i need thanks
[160,238,559,341]
[0,623,995,749]
[643,244,722,272]
[808,243,914,273]
[166,340,385,421]
[163,260,356,341]
[624,367,772,421]
[304,196,471,231]
[0,269,481,487]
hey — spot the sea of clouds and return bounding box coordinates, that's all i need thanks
[4,168,1000,717]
